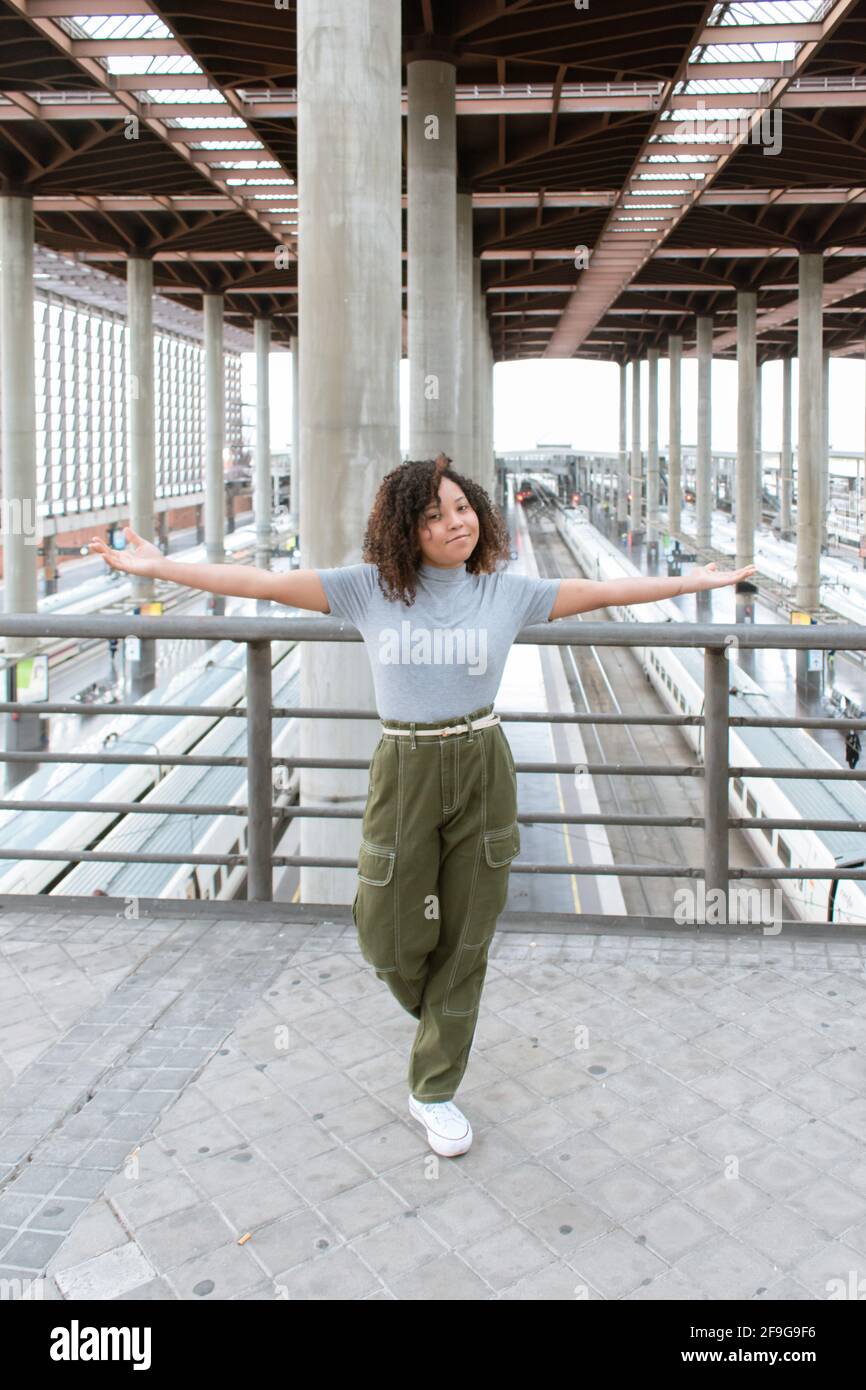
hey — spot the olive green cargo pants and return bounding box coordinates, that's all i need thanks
[351,701,520,1103]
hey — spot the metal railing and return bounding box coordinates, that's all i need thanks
[2,612,866,915]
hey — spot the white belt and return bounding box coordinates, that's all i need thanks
[380,712,501,738]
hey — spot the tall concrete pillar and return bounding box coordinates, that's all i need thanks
[290,333,299,532]
[796,252,823,684]
[254,317,272,575]
[617,361,628,525]
[736,293,756,568]
[668,334,682,535]
[780,355,793,538]
[126,257,157,696]
[203,291,226,618]
[735,293,756,622]
[455,190,474,477]
[646,347,660,556]
[695,316,713,550]
[862,340,866,561]
[629,359,642,537]
[407,55,457,458]
[0,196,40,788]
[477,328,494,495]
[471,258,484,482]
[755,359,763,522]
[298,0,401,902]
[821,348,830,552]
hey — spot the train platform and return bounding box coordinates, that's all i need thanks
[2,901,866,1301]
[498,500,624,920]
[592,511,866,770]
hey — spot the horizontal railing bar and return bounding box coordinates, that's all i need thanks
[3,798,859,834]
[0,751,256,767]
[3,747,864,783]
[3,696,866,734]
[0,799,705,826]
[0,799,250,817]
[0,699,706,726]
[0,613,864,650]
[728,766,866,779]
[0,700,250,718]
[2,847,864,881]
[0,750,707,775]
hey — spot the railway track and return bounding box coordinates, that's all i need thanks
[528,508,798,919]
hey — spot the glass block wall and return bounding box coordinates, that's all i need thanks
[32,291,242,519]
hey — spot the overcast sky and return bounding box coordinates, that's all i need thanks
[242,351,866,460]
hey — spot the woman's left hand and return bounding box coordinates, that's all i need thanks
[691,561,758,591]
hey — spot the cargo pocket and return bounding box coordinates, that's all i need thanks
[483,820,520,869]
[354,838,398,973]
[475,820,521,926]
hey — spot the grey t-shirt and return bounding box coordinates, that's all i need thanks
[316,557,562,721]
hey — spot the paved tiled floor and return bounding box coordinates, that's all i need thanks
[1,907,866,1300]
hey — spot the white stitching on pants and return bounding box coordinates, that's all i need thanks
[442,730,489,1015]
[443,736,460,815]
[395,737,405,972]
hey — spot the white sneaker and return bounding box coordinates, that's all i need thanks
[408,1095,473,1157]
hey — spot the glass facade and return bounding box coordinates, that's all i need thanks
[31,290,243,520]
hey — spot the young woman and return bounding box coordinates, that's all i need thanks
[89,455,756,1159]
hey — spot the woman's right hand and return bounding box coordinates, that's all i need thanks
[88,526,163,579]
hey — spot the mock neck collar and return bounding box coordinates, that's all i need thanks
[417,559,469,582]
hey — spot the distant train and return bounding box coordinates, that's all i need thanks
[515,477,535,504]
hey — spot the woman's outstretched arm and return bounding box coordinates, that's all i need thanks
[547,561,758,620]
[88,526,331,612]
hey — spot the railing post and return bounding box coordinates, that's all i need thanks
[246,639,273,901]
[704,646,730,910]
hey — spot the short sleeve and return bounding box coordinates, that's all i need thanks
[315,563,377,628]
[503,572,562,628]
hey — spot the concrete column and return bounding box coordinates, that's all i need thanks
[736,292,756,573]
[0,196,40,788]
[471,258,483,482]
[489,333,494,492]
[629,359,642,537]
[668,334,682,535]
[407,56,457,457]
[695,316,713,549]
[290,333,299,532]
[126,256,157,696]
[780,355,793,537]
[254,317,272,575]
[298,0,401,902]
[485,332,495,494]
[755,359,763,522]
[822,348,830,551]
[862,340,866,562]
[646,347,659,555]
[617,361,628,524]
[203,292,226,618]
[455,191,474,477]
[795,252,823,682]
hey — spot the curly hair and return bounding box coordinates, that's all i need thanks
[361,453,511,607]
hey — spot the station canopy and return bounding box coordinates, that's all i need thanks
[1,0,865,363]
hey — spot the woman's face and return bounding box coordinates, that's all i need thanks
[416,475,479,569]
